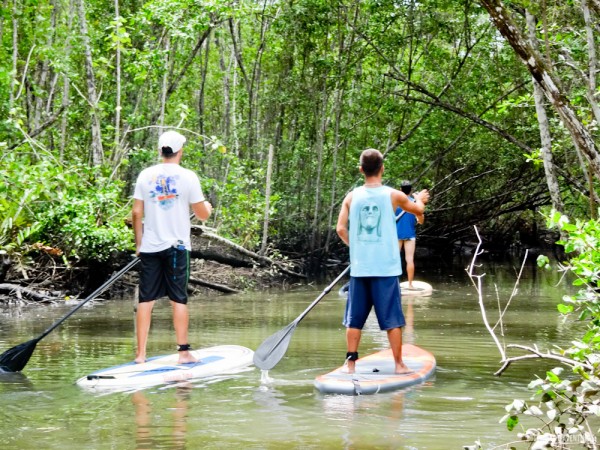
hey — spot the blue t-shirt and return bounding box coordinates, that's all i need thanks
[348,186,402,277]
[396,199,417,240]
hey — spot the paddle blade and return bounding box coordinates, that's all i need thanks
[0,338,39,372]
[253,322,297,370]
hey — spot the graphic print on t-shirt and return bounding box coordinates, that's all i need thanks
[149,174,180,209]
[357,200,381,242]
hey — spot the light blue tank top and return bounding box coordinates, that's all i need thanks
[349,186,402,277]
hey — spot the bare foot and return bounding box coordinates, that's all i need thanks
[406,286,423,291]
[342,360,356,374]
[395,363,412,374]
[134,355,146,364]
[177,351,198,364]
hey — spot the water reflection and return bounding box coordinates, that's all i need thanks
[0,262,583,449]
[0,369,34,392]
[403,298,414,345]
[132,385,192,450]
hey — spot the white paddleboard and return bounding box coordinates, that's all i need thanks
[314,344,436,395]
[338,282,350,298]
[76,344,254,390]
[339,281,432,298]
[400,280,433,296]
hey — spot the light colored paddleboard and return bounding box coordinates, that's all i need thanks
[339,281,432,298]
[338,282,350,298]
[400,280,433,296]
[76,345,254,390]
[314,344,436,395]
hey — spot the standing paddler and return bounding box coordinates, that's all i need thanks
[336,149,429,374]
[132,130,212,364]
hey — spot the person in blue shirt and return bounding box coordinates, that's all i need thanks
[336,149,429,374]
[396,181,425,290]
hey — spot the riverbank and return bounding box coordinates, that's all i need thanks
[0,231,304,305]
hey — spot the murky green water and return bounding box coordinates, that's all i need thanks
[0,258,583,449]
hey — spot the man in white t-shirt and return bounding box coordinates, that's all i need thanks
[132,130,212,364]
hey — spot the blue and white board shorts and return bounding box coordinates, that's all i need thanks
[343,276,405,330]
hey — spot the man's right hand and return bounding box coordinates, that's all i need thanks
[415,189,430,204]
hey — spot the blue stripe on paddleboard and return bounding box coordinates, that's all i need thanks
[89,354,223,376]
[131,355,223,378]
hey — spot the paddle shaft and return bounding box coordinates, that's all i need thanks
[294,209,406,326]
[293,266,349,326]
[37,211,200,341]
[36,257,141,342]
[0,209,203,372]
[253,209,408,370]
[0,256,141,372]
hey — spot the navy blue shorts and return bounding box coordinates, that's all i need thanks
[343,276,405,330]
[139,247,190,304]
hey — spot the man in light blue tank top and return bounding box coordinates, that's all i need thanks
[336,149,429,374]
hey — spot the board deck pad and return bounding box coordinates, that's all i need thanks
[399,280,433,297]
[314,344,435,395]
[76,344,254,391]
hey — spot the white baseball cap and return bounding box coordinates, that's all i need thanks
[158,130,186,154]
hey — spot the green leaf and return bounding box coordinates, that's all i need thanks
[506,415,519,431]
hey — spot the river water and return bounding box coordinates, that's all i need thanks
[0,257,583,449]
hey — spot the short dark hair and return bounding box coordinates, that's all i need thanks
[359,149,383,177]
[400,180,412,195]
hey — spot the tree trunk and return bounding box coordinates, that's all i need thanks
[324,86,344,253]
[59,0,75,161]
[197,34,211,147]
[9,0,18,107]
[113,0,122,161]
[526,10,564,214]
[228,18,247,157]
[582,0,598,218]
[479,0,600,182]
[587,0,600,17]
[75,0,103,166]
[158,34,170,133]
[33,0,58,132]
[310,87,329,252]
[260,144,275,255]
[216,33,231,141]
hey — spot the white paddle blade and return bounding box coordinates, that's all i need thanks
[253,322,297,370]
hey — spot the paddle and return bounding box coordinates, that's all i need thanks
[253,209,409,371]
[253,266,350,370]
[0,257,140,372]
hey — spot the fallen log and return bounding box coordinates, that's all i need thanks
[191,225,306,278]
[188,277,240,294]
[0,283,58,303]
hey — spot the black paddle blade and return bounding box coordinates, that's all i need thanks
[253,322,297,370]
[0,338,39,372]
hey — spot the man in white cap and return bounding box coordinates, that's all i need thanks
[132,130,212,364]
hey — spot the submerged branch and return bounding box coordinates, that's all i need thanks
[495,344,593,376]
[467,226,507,360]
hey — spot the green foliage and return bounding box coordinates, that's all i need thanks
[211,152,280,249]
[500,211,600,447]
[2,0,600,257]
[0,152,132,263]
[40,181,132,262]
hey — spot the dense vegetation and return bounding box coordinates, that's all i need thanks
[2,0,599,265]
[2,0,600,446]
